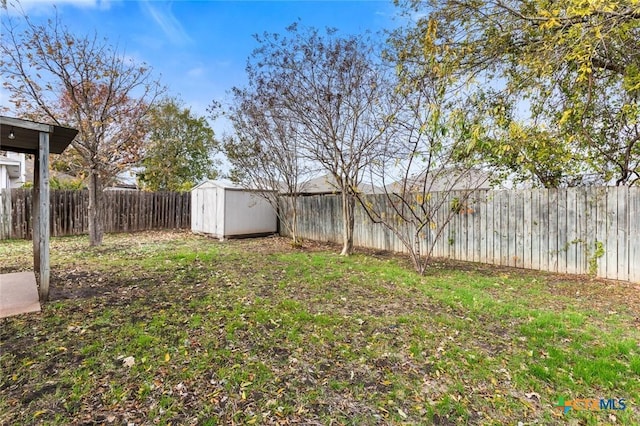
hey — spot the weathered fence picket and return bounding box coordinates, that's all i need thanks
[3,186,637,283]
[0,189,190,240]
[279,187,640,283]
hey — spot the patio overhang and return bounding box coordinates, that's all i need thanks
[0,116,78,313]
[0,116,78,154]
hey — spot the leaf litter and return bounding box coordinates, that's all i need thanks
[0,231,638,425]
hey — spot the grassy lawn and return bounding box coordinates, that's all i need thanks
[1,231,638,425]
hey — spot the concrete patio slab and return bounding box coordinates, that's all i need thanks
[0,272,41,318]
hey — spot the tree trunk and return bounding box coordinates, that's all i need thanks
[412,231,427,275]
[88,170,104,246]
[291,198,299,245]
[340,191,354,256]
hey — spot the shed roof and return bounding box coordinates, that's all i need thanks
[192,179,244,191]
[0,116,77,155]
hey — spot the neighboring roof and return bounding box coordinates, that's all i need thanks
[23,157,78,183]
[386,168,493,193]
[194,176,383,195]
[0,154,22,178]
[300,174,382,195]
[115,167,141,188]
[104,184,138,191]
[0,116,77,155]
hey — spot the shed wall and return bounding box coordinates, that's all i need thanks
[191,183,277,239]
[223,190,277,236]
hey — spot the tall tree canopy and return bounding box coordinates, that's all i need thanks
[139,98,219,191]
[394,0,640,186]
[1,10,163,245]
[244,24,393,255]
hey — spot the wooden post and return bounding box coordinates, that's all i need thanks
[38,131,50,301]
[32,152,40,276]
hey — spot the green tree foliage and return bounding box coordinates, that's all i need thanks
[22,176,85,190]
[395,0,640,186]
[358,39,493,274]
[138,98,219,192]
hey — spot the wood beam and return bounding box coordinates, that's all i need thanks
[38,131,50,301]
[0,116,52,133]
[32,152,40,278]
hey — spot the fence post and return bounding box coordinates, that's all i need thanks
[0,189,11,239]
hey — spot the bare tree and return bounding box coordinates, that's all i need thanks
[1,10,163,245]
[245,24,392,255]
[358,64,493,274]
[216,89,313,245]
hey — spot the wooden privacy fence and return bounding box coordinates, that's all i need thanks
[0,189,190,240]
[279,187,640,283]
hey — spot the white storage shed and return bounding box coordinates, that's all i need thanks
[191,180,277,239]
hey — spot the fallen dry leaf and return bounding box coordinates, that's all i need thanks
[122,356,135,368]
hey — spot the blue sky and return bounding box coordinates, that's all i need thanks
[2,0,401,133]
